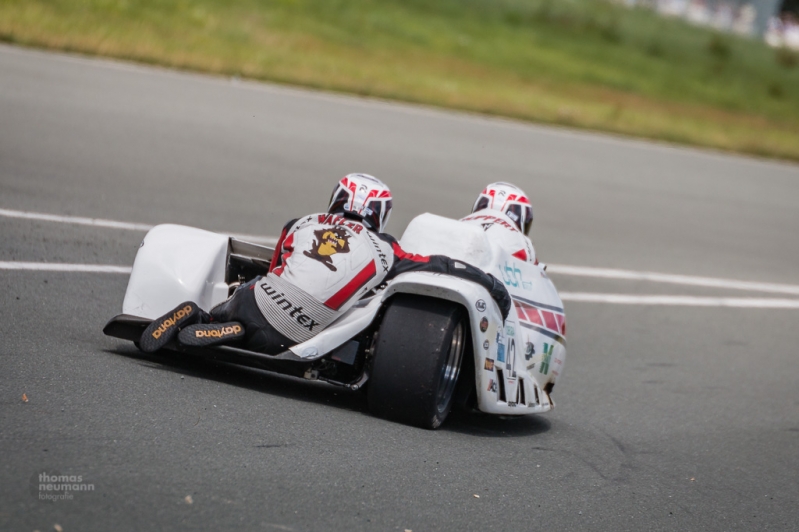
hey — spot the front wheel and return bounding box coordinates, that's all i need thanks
[367,295,467,429]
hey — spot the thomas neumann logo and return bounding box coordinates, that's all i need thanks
[152,304,194,339]
[35,472,94,502]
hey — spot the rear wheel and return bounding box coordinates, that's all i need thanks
[368,295,467,429]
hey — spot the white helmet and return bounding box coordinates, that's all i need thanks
[472,182,533,235]
[328,173,393,232]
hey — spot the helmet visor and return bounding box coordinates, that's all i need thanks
[363,198,391,232]
[473,196,491,213]
[522,211,533,235]
[329,187,352,214]
[505,204,533,235]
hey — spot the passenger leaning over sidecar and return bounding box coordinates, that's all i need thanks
[460,181,537,264]
[139,174,510,354]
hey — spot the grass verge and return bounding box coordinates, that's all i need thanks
[2,0,798,160]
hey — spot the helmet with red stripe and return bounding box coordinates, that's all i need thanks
[472,182,533,235]
[328,173,393,233]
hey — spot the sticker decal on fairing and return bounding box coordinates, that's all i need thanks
[540,343,554,375]
[525,342,535,360]
[501,261,532,291]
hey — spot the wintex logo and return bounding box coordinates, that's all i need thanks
[260,282,318,331]
[30,471,94,502]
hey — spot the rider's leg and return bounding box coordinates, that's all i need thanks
[181,277,294,354]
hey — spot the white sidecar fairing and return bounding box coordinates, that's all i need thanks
[122,224,231,319]
[121,216,565,415]
[122,224,273,318]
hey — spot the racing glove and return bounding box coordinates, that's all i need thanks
[440,260,512,322]
[384,239,513,321]
[488,274,512,322]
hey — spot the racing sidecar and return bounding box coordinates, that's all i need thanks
[104,213,566,429]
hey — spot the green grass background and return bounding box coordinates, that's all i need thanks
[2,0,799,159]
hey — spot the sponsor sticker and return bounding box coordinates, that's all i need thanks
[505,325,514,337]
[495,331,506,363]
[479,317,489,332]
[487,379,497,393]
[475,299,486,312]
[500,262,533,291]
[540,343,554,375]
[496,341,506,363]
[484,358,494,371]
[524,342,535,360]
[483,339,490,350]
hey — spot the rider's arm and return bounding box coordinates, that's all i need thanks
[268,218,300,275]
[518,235,537,264]
[379,234,511,320]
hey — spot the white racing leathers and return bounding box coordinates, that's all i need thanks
[459,211,537,264]
[256,212,508,344]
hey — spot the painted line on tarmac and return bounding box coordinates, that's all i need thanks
[559,292,799,308]
[0,208,277,245]
[2,261,799,308]
[0,261,132,274]
[0,207,153,231]
[547,264,799,296]
[5,207,799,296]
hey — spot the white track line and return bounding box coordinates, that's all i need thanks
[2,258,797,309]
[559,292,799,308]
[2,262,798,308]
[5,207,799,296]
[0,261,132,274]
[547,264,799,296]
[0,207,153,231]
[0,208,277,246]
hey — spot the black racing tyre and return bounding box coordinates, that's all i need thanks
[368,294,467,429]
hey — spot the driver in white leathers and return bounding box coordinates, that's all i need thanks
[460,182,537,264]
[139,174,511,354]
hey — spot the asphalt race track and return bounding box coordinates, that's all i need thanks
[2,44,799,531]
